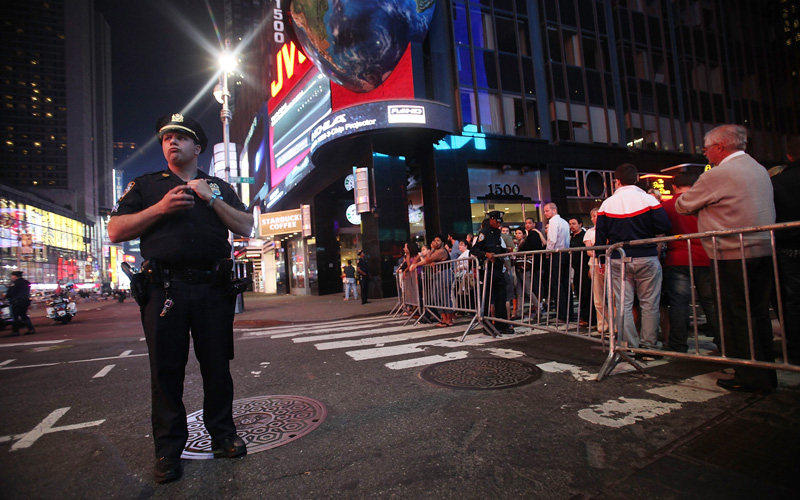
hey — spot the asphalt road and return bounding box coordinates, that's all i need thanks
[0,298,797,499]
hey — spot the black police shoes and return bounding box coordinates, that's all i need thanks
[154,457,182,484]
[716,378,772,394]
[211,435,247,458]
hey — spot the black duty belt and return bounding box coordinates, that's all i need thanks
[168,268,214,283]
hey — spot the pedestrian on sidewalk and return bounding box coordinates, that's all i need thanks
[343,260,357,301]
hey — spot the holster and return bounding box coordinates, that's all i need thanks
[122,262,151,307]
[212,259,252,296]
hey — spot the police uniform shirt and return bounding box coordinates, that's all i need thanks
[471,226,507,264]
[111,169,246,266]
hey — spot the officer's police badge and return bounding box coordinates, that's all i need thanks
[478,233,485,242]
[208,182,221,196]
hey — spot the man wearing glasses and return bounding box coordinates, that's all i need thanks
[676,124,776,393]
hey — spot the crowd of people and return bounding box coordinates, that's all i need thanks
[388,124,798,394]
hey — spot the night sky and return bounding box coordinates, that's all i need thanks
[94,0,229,183]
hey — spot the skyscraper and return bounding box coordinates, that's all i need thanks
[0,0,113,286]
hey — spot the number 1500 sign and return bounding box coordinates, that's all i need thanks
[486,183,521,196]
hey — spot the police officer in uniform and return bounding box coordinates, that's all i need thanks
[471,211,514,335]
[108,113,253,484]
[4,271,35,336]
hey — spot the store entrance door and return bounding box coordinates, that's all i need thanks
[288,239,309,295]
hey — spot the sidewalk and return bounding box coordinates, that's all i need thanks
[233,292,398,327]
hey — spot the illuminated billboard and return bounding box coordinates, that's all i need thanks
[269,69,331,189]
[262,0,453,209]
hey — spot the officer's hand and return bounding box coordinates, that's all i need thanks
[187,179,213,203]
[159,185,195,213]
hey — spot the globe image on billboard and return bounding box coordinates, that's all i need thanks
[290,0,436,92]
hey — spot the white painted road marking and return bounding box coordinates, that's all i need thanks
[314,325,464,350]
[92,364,115,378]
[240,316,405,339]
[0,340,70,348]
[386,351,470,370]
[1,407,105,451]
[0,359,15,366]
[0,351,147,371]
[578,398,682,428]
[578,372,729,427]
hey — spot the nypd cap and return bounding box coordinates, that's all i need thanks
[487,210,504,222]
[156,113,208,153]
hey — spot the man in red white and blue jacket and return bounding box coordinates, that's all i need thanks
[596,163,671,350]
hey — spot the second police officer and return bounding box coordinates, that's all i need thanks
[471,210,515,335]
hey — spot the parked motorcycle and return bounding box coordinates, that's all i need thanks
[0,299,11,331]
[47,288,77,324]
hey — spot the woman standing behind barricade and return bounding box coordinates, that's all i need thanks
[410,235,454,327]
[396,242,421,315]
[515,218,545,320]
[583,208,607,333]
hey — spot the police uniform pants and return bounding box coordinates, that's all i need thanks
[11,302,34,332]
[482,264,507,321]
[141,280,236,459]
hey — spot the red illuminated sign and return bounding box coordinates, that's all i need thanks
[269,41,310,100]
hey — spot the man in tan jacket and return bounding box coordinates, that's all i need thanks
[675,124,776,393]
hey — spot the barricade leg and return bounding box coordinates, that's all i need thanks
[776,253,800,363]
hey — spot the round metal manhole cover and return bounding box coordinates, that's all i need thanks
[420,357,542,390]
[181,395,327,460]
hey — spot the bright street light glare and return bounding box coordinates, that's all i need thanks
[219,51,237,73]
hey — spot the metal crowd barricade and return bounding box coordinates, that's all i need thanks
[478,245,612,343]
[395,269,423,323]
[596,221,800,381]
[416,256,482,339]
[389,271,405,317]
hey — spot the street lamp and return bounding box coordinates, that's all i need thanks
[214,40,244,313]
[215,42,237,186]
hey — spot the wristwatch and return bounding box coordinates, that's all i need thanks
[207,193,219,207]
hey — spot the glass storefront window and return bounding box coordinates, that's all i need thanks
[289,239,306,292]
[467,166,543,234]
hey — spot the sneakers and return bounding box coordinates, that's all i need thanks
[211,435,247,458]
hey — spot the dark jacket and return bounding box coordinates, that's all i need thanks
[772,161,800,249]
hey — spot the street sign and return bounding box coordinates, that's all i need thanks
[231,176,255,184]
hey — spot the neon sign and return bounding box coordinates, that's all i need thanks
[270,42,308,98]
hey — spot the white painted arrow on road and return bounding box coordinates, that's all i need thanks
[0,407,105,451]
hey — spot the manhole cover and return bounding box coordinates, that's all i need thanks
[181,395,327,459]
[420,357,542,390]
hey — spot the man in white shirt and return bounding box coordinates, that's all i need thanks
[543,202,574,322]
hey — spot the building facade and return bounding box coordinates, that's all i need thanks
[0,0,114,289]
[227,0,799,298]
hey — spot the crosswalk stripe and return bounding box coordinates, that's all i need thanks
[295,323,454,344]
[385,351,470,370]
[346,329,538,361]
[240,317,404,338]
[313,325,464,350]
